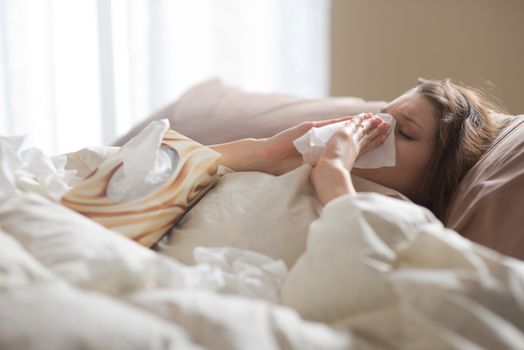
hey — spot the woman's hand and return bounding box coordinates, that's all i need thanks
[210,113,388,178]
[259,115,356,175]
[210,117,354,174]
[310,114,390,205]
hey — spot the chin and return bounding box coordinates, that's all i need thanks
[352,167,427,204]
[351,167,408,196]
[351,167,387,185]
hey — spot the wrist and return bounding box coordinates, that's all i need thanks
[211,138,269,172]
[249,138,272,172]
[311,159,356,205]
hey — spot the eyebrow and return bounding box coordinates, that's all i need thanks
[401,114,424,131]
[381,107,424,131]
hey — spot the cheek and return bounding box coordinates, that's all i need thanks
[350,140,435,198]
[396,141,433,178]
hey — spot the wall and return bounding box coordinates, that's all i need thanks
[330,0,524,114]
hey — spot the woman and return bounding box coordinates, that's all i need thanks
[211,78,501,220]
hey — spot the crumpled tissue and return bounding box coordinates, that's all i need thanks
[293,113,397,169]
[0,135,77,200]
[193,247,288,303]
[106,119,178,202]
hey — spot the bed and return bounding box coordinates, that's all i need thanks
[1,80,523,349]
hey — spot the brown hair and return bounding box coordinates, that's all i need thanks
[414,78,503,220]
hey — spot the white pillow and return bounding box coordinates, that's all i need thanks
[159,165,409,269]
[159,165,320,268]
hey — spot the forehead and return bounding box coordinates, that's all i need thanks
[386,91,439,131]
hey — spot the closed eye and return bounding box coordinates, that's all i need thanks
[397,128,413,140]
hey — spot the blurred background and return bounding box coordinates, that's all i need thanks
[1,0,522,155]
[330,0,524,114]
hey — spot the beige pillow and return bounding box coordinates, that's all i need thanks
[159,165,408,268]
[445,115,524,260]
[112,102,179,147]
[113,79,387,146]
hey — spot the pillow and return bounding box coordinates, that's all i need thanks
[158,165,320,268]
[113,79,387,146]
[159,165,409,269]
[112,101,179,147]
[445,115,524,260]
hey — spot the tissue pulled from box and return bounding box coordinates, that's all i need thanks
[106,119,178,203]
[293,113,396,169]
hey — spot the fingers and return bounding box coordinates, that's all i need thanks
[364,118,389,139]
[313,115,354,128]
[343,114,391,152]
[358,115,379,138]
[325,113,391,150]
[313,112,388,130]
[312,112,375,128]
[319,113,391,170]
[359,119,391,155]
[345,114,383,140]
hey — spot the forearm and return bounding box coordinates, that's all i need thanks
[311,159,356,206]
[210,138,269,172]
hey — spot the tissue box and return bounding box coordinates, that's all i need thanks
[61,129,221,247]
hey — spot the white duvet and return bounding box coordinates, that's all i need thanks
[1,145,524,350]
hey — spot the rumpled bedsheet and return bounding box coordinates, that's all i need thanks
[1,141,523,349]
[1,191,523,349]
[0,193,354,350]
[282,193,524,349]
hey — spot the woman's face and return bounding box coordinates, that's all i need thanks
[351,91,439,202]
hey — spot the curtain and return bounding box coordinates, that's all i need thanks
[0,0,331,155]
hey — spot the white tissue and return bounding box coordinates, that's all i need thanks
[106,119,178,203]
[0,135,77,200]
[293,113,396,169]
